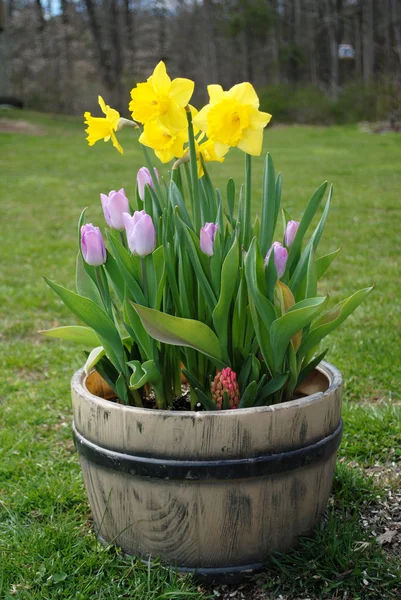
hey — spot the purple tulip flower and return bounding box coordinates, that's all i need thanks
[123,210,156,257]
[81,224,106,266]
[100,188,129,231]
[137,167,159,201]
[284,220,300,248]
[200,222,218,257]
[264,241,288,278]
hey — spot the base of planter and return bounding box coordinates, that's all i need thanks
[97,531,265,583]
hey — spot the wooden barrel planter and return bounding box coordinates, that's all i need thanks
[72,361,342,580]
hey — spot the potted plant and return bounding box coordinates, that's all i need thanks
[41,62,372,579]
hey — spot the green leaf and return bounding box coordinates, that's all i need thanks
[128,359,161,389]
[274,172,282,228]
[286,181,328,273]
[116,373,130,405]
[85,336,132,375]
[270,296,328,370]
[196,387,218,411]
[76,252,102,306]
[123,297,154,359]
[104,250,125,304]
[259,153,277,255]
[176,216,217,313]
[316,247,342,279]
[132,303,225,368]
[232,269,247,354]
[305,246,318,299]
[169,180,193,230]
[255,373,289,406]
[244,238,276,330]
[212,236,239,361]
[239,380,257,409]
[290,189,332,298]
[297,348,329,387]
[106,232,146,305]
[227,178,235,220]
[84,346,105,374]
[38,325,100,347]
[298,287,373,360]
[44,278,126,374]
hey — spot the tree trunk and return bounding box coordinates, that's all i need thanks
[83,0,115,101]
[124,0,135,75]
[0,0,10,97]
[35,0,46,32]
[60,0,75,113]
[390,0,401,68]
[203,0,219,82]
[362,0,374,83]
[109,0,124,112]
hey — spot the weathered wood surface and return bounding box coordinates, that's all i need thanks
[73,364,342,460]
[71,362,342,570]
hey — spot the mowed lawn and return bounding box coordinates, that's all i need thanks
[0,110,400,599]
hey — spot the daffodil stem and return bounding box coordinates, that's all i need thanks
[186,108,200,231]
[244,153,252,249]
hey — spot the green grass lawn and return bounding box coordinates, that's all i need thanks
[0,110,400,599]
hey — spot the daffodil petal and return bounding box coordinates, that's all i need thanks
[229,82,260,108]
[155,148,175,163]
[214,141,230,158]
[192,104,210,133]
[207,84,224,104]
[249,108,272,128]
[150,61,171,94]
[169,78,195,107]
[98,96,107,115]
[237,128,264,156]
[110,131,123,154]
[165,104,187,130]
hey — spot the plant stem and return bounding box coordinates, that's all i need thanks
[186,108,200,231]
[141,257,148,300]
[95,267,109,314]
[244,153,252,249]
[119,231,126,248]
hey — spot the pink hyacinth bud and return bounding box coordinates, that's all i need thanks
[210,367,240,410]
[123,210,156,257]
[81,224,106,266]
[200,222,218,257]
[100,188,129,230]
[264,241,288,278]
[137,167,159,201]
[284,220,300,248]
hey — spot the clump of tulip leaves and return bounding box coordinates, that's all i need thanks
[42,112,372,410]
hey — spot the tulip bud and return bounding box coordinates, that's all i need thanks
[100,188,129,230]
[81,224,106,266]
[284,220,300,248]
[264,241,288,278]
[200,222,218,257]
[123,210,156,257]
[137,167,159,201]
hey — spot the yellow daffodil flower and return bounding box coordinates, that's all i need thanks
[193,83,272,156]
[173,136,228,178]
[84,96,123,154]
[196,138,228,177]
[139,120,188,164]
[129,62,194,130]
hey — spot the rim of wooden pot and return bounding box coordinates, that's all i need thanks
[72,360,342,420]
